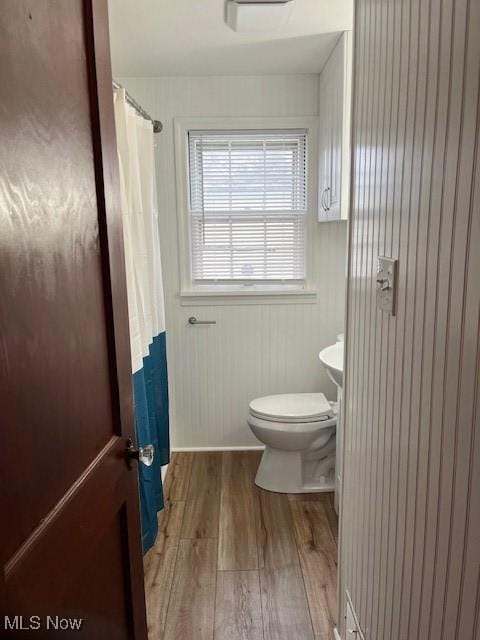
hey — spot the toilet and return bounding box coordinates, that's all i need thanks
[247,392,337,493]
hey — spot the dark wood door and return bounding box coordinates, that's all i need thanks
[0,1,147,638]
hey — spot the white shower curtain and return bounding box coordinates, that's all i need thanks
[113,88,169,553]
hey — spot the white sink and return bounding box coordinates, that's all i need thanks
[319,341,344,389]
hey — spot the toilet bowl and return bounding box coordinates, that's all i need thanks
[247,393,336,493]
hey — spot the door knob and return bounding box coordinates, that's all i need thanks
[126,438,155,468]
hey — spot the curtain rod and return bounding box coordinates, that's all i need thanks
[112,80,163,133]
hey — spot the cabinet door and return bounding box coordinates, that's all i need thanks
[328,59,343,219]
[318,70,333,221]
[318,35,346,222]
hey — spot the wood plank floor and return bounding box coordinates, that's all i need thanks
[144,451,338,640]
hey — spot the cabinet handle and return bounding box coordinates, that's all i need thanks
[325,186,331,211]
[321,187,331,212]
[321,188,327,212]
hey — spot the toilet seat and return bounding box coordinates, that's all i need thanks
[249,392,334,423]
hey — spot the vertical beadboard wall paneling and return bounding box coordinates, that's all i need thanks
[342,0,480,638]
[376,1,402,637]
[377,0,393,633]
[368,0,389,634]
[117,76,348,449]
[344,0,362,621]
[431,1,480,638]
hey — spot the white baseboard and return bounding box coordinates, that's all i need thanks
[333,628,342,640]
[172,445,265,452]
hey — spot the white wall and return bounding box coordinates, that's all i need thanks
[341,1,480,638]
[119,76,347,449]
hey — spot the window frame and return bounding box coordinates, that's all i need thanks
[174,116,319,304]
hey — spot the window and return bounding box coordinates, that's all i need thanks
[187,129,307,288]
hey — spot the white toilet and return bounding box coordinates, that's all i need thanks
[247,392,337,493]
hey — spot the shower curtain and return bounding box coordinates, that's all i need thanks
[113,88,169,553]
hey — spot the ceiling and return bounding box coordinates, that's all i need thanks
[108,0,353,77]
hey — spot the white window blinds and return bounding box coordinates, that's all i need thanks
[188,129,307,284]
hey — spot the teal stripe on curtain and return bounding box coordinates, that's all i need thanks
[133,331,170,553]
[151,332,170,465]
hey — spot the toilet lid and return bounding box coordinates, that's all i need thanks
[249,393,334,423]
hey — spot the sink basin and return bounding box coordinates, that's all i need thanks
[319,341,344,388]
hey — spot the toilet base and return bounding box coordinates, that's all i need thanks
[254,446,335,493]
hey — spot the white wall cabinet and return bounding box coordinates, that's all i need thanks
[318,32,352,222]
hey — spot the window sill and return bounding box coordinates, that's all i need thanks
[179,288,318,306]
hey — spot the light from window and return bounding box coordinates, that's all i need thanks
[188,129,307,285]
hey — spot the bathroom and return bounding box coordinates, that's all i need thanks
[110,2,352,640]
[109,1,351,637]
[1,1,479,639]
